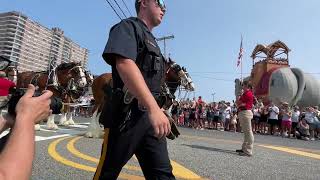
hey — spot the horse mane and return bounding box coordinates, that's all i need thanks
[56,62,79,71]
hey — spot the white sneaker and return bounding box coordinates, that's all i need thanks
[311,138,315,141]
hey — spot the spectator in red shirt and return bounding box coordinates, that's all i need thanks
[0,71,16,109]
[197,96,205,129]
[236,81,254,157]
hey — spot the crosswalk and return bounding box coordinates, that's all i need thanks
[0,122,90,142]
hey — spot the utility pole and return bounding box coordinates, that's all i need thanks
[156,35,174,59]
[211,93,216,103]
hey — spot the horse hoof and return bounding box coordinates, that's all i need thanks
[59,121,67,125]
[67,120,75,125]
[84,132,93,138]
[34,124,41,131]
[62,121,70,126]
[47,124,59,130]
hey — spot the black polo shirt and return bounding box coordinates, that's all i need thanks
[102,17,163,91]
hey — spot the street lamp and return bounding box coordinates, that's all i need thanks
[211,93,215,103]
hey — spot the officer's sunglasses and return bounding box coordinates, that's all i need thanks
[155,0,166,12]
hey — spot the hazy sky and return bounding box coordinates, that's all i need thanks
[2,0,320,102]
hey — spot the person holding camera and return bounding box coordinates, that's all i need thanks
[267,101,280,135]
[0,84,52,180]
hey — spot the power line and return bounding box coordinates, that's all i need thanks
[121,0,133,16]
[191,74,234,82]
[190,71,320,75]
[105,0,123,20]
[190,71,251,75]
[113,0,127,19]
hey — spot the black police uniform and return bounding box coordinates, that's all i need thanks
[93,17,176,180]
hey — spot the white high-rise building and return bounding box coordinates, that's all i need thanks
[0,11,89,72]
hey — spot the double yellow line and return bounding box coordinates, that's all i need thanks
[181,135,320,160]
[48,136,203,179]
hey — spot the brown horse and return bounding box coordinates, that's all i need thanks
[17,62,87,129]
[85,59,195,138]
[17,62,87,96]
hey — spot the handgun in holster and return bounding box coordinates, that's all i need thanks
[99,84,132,133]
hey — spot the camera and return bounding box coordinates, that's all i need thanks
[7,88,62,116]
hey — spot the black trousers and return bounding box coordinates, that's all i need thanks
[93,113,176,180]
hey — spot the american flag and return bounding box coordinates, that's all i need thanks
[237,37,243,67]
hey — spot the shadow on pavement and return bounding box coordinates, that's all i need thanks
[183,144,238,155]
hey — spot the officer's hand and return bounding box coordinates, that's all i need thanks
[15,84,53,124]
[148,107,171,139]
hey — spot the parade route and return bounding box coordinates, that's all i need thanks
[25,116,320,180]
[48,136,203,180]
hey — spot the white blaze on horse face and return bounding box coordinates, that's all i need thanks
[88,73,94,84]
[8,66,18,84]
[183,70,195,91]
[188,78,195,91]
[178,70,190,90]
[177,70,195,91]
[78,67,87,87]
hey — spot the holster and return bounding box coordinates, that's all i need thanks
[99,86,132,132]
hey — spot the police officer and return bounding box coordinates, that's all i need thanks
[93,0,175,179]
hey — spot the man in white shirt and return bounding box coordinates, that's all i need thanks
[267,102,279,135]
[291,105,300,138]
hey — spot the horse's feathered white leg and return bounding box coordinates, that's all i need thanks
[66,112,75,125]
[59,113,68,125]
[46,114,58,130]
[85,109,104,138]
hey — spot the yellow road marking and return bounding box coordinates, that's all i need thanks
[67,136,141,171]
[182,135,242,144]
[48,137,144,180]
[171,160,202,179]
[259,145,320,160]
[182,135,320,155]
[49,136,204,179]
[67,136,203,179]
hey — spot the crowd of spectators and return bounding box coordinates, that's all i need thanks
[171,96,320,141]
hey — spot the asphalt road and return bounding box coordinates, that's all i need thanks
[23,116,320,180]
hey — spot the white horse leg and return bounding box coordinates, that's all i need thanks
[85,109,104,138]
[66,112,75,125]
[46,114,58,130]
[59,113,67,125]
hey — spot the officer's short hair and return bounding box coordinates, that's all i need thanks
[135,0,141,14]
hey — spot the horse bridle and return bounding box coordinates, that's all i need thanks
[6,66,17,83]
[67,65,87,88]
[166,62,194,91]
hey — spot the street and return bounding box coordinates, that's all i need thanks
[27,116,320,180]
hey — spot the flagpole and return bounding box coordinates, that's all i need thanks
[237,35,243,82]
[240,35,243,82]
[241,57,243,82]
